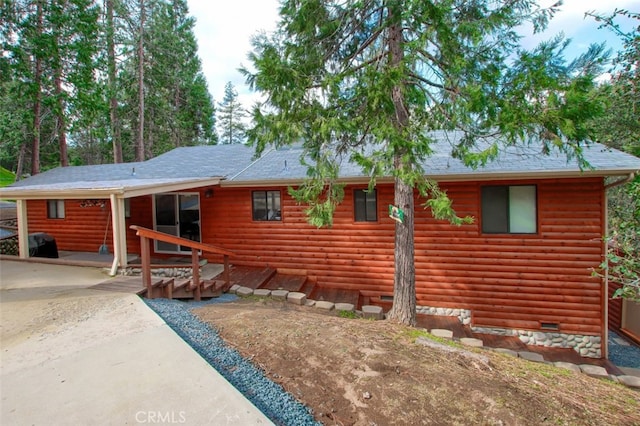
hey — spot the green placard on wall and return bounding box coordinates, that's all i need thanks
[388,204,404,224]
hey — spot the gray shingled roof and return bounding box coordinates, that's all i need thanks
[229,134,640,183]
[8,144,255,187]
[2,134,639,198]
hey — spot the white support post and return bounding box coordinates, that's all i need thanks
[109,194,120,276]
[117,197,128,269]
[16,199,29,259]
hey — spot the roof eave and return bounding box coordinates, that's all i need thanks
[428,168,639,182]
[0,187,125,200]
[0,177,223,200]
[221,168,638,188]
[122,177,223,198]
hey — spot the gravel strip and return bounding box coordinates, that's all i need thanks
[608,330,640,368]
[145,296,319,426]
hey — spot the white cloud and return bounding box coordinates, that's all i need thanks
[187,0,279,108]
[187,0,636,111]
[521,0,637,50]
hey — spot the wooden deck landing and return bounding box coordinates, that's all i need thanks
[88,276,147,295]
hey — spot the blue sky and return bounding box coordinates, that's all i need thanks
[187,0,637,109]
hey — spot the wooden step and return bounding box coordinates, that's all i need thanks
[213,265,276,290]
[416,314,472,339]
[309,285,361,307]
[171,279,194,299]
[201,280,223,298]
[260,273,307,292]
[161,278,175,299]
[368,299,392,313]
[147,278,170,299]
[298,280,316,295]
[188,279,202,292]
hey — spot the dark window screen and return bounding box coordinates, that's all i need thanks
[481,186,509,233]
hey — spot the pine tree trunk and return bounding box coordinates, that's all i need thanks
[386,16,417,326]
[16,143,27,181]
[135,0,145,162]
[54,72,69,167]
[389,175,417,325]
[31,0,43,176]
[106,0,123,163]
[52,0,68,167]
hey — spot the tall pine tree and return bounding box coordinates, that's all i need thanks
[244,0,607,325]
[1,0,216,170]
[1,0,101,174]
[217,81,247,144]
[588,9,640,301]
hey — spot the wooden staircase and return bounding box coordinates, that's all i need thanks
[130,225,233,302]
[143,277,230,300]
[213,265,365,308]
[130,226,366,306]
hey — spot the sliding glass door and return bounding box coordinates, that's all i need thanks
[153,193,201,253]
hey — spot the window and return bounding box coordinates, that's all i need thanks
[124,199,131,218]
[252,191,281,221]
[47,200,65,219]
[481,185,536,234]
[354,189,377,222]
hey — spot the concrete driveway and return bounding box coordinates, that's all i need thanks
[0,260,272,425]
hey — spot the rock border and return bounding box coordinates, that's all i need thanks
[417,303,601,358]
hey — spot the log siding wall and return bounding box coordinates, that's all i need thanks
[26,196,154,255]
[27,199,114,252]
[24,176,605,337]
[202,177,605,336]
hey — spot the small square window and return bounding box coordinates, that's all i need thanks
[481,185,536,234]
[47,200,65,219]
[252,191,281,221]
[354,189,377,222]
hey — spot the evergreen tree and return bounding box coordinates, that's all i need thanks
[588,9,639,301]
[244,0,607,325]
[2,0,215,169]
[2,0,102,173]
[0,1,32,177]
[588,9,640,156]
[217,81,247,144]
[122,0,217,159]
[49,0,102,167]
[105,0,123,163]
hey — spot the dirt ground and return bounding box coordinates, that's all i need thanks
[194,298,640,426]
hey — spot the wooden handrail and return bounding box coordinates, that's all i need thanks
[130,225,234,256]
[130,225,234,300]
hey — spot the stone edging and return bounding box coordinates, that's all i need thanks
[229,285,639,391]
[417,304,601,359]
[229,285,385,320]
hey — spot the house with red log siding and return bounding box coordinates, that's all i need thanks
[2,134,639,358]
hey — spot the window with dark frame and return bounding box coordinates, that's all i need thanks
[481,185,537,234]
[354,189,377,222]
[252,190,281,221]
[47,200,65,219]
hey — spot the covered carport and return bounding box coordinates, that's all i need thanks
[0,176,222,275]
